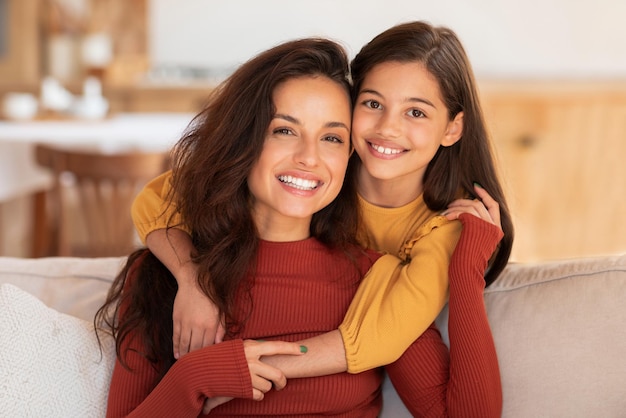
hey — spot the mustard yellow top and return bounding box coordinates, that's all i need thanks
[132,171,187,242]
[340,195,460,372]
[131,170,461,373]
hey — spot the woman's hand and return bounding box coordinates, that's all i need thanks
[443,183,501,229]
[243,339,307,400]
[201,339,306,414]
[173,277,225,359]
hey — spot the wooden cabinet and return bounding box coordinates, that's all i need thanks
[0,0,41,86]
[104,84,213,114]
[480,81,626,262]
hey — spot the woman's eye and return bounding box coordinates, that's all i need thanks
[273,128,293,135]
[323,135,344,144]
[409,109,425,118]
[363,99,381,109]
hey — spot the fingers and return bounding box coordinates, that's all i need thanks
[215,323,226,344]
[246,339,307,357]
[202,396,233,414]
[242,339,306,397]
[174,323,215,359]
[172,322,182,359]
[171,287,223,358]
[472,183,501,226]
[250,363,287,392]
[173,321,195,359]
[443,183,501,228]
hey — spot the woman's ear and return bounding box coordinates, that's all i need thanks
[442,111,464,147]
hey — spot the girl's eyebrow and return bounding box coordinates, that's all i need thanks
[274,114,349,131]
[359,88,436,109]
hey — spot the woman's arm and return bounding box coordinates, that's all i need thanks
[386,213,503,417]
[107,336,304,417]
[262,220,459,377]
[106,337,251,417]
[386,186,504,417]
[265,186,502,379]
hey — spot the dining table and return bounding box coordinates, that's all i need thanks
[0,112,195,256]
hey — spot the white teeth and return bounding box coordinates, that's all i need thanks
[278,175,320,190]
[371,143,403,155]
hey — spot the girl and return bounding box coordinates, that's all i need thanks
[131,21,511,416]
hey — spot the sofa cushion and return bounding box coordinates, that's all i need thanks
[485,254,626,417]
[0,283,116,417]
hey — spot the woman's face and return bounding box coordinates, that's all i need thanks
[248,76,351,241]
[351,61,463,204]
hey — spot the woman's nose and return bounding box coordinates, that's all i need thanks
[295,139,320,167]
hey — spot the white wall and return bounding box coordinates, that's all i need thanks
[149,0,626,79]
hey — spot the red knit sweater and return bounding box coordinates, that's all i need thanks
[106,239,383,417]
[106,214,502,417]
[387,213,503,417]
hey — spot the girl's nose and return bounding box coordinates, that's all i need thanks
[376,111,401,138]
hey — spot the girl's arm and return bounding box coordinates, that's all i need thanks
[146,228,224,358]
[262,219,460,377]
[265,185,502,379]
[131,171,223,358]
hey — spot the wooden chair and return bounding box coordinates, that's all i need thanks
[34,145,170,257]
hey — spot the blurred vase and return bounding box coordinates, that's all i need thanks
[1,93,39,120]
[81,33,113,79]
[47,35,82,83]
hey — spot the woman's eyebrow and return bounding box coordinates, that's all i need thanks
[327,121,350,130]
[274,113,299,124]
[274,114,349,131]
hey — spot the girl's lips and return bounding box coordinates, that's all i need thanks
[367,141,406,157]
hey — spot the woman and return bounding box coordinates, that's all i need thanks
[97,38,385,417]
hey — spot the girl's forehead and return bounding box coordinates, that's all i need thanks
[360,62,443,99]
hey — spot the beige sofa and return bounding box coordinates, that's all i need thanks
[1,253,625,417]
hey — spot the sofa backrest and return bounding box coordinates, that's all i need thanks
[1,253,626,417]
[435,253,626,417]
[0,256,125,321]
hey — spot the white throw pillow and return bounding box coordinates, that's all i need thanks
[0,283,116,417]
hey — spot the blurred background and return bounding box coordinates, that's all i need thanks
[1,0,625,261]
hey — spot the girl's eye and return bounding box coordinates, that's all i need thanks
[323,135,344,144]
[363,99,381,110]
[409,109,425,118]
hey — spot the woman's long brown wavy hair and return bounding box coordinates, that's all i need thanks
[347,21,514,286]
[95,38,357,375]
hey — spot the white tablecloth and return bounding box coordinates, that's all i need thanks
[0,113,194,202]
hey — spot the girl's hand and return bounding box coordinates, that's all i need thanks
[443,183,502,229]
[173,280,225,359]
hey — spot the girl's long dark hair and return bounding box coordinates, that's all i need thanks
[349,21,513,286]
[95,38,357,375]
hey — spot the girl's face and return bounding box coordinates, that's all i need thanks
[248,76,351,241]
[351,61,463,205]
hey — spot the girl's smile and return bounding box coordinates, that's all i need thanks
[352,61,463,207]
